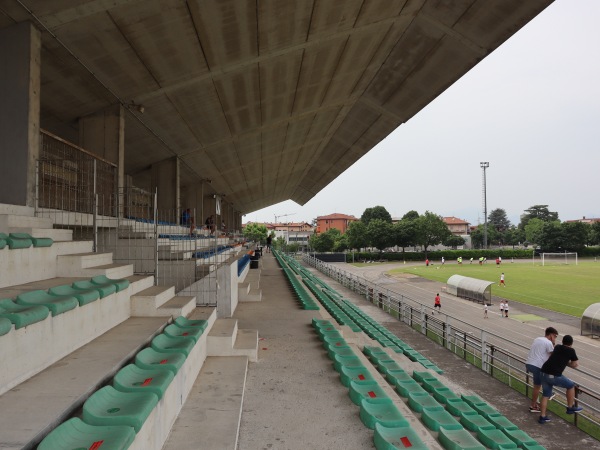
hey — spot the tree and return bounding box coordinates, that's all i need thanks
[310,228,340,252]
[361,206,392,226]
[524,218,544,245]
[519,205,559,229]
[346,221,367,250]
[537,221,563,251]
[488,208,511,232]
[274,236,286,251]
[333,234,349,252]
[590,222,600,246]
[414,211,451,256]
[243,223,268,243]
[470,224,498,249]
[561,222,589,250]
[443,234,465,249]
[402,210,420,221]
[366,219,393,253]
[504,226,525,248]
[392,219,418,252]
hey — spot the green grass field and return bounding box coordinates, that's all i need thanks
[386,260,600,317]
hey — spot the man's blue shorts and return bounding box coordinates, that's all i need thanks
[541,372,576,397]
[526,364,542,385]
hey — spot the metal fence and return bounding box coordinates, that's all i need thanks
[302,254,600,435]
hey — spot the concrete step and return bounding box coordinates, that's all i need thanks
[127,275,155,296]
[239,288,262,303]
[238,282,251,296]
[69,263,134,279]
[0,214,53,230]
[208,318,238,353]
[155,296,196,318]
[207,319,258,362]
[56,252,114,274]
[53,240,94,256]
[130,285,176,316]
[8,227,73,242]
[162,356,248,450]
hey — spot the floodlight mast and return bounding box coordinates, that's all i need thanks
[480,162,489,248]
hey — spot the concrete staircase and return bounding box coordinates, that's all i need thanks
[207,318,258,362]
[130,285,196,318]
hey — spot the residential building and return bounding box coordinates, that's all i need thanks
[316,213,358,234]
[565,216,600,224]
[443,216,470,236]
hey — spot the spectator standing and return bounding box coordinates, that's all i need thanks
[499,301,505,318]
[525,327,558,413]
[539,335,583,423]
[504,301,509,318]
[483,303,488,319]
[266,235,272,253]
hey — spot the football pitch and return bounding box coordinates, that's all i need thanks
[387,260,600,317]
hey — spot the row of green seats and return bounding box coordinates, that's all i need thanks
[281,267,319,310]
[0,232,53,250]
[38,316,207,449]
[0,276,130,336]
[312,318,430,450]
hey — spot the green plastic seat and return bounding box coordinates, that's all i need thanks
[174,316,208,331]
[459,411,495,433]
[332,354,364,373]
[412,370,437,383]
[387,370,412,384]
[312,318,333,329]
[432,387,461,404]
[135,347,186,374]
[113,364,174,400]
[49,284,100,306]
[486,413,518,431]
[83,385,158,432]
[349,380,389,406]
[164,323,203,343]
[16,290,78,316]
[9,232,53,247]
[319,329,343,341]
[471,402,500,419]
[37,418,135,450]
[445,398,476,417]
[0,232,31,249]
[461,393,487,408]
[151,333,195,357]
[0,298,50,328]
[407,391,442,413]
[322,336,347,350]
[359,397,409,430]
[0,317,12,336]
[339,365,375,387]
[327,345,356,360]
[438,427,486,450]
[373,422,429,450]
[377,360,402,374]
[0,236,7,249]
[395,379,427,398]
[421,406,463,431]
[73,279,116,298]
[422,378,447,393]
[91,275,130,292]
[503,429,538,448]
[476,427,518,449]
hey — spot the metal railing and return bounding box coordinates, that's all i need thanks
[303,254,600,435]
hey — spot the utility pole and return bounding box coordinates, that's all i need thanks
[480,162,489,248]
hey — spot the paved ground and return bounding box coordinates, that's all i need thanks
[236,254,600,450]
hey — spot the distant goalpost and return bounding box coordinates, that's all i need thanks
[541,252,578,266]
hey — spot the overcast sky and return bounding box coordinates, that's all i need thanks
[247,0,600,227]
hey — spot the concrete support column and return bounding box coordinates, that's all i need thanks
[0,23,41,206]
[79,104,125,189]
[151,157,179,212]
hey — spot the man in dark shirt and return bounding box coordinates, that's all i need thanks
[538,335,582,423]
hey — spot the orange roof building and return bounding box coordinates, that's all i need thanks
[443,216,470,236]
[315,213,358,235]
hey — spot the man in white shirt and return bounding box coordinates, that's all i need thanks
[525,327,558,412]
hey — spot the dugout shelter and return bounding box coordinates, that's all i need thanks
[581,303,600,338]
[447,275,494,305]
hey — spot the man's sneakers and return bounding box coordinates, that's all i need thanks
[566,405,583,414]
[529,404,541,413]
[538,416,551,424]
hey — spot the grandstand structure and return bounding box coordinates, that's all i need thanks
[2,1,582,449]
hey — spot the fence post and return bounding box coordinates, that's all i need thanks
[153,190,159,285]
[481,331,488,372]
[420,304,426,335]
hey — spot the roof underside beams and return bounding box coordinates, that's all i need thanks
[0,0,553,213]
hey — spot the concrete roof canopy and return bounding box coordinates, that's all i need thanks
[0,0,552,214]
